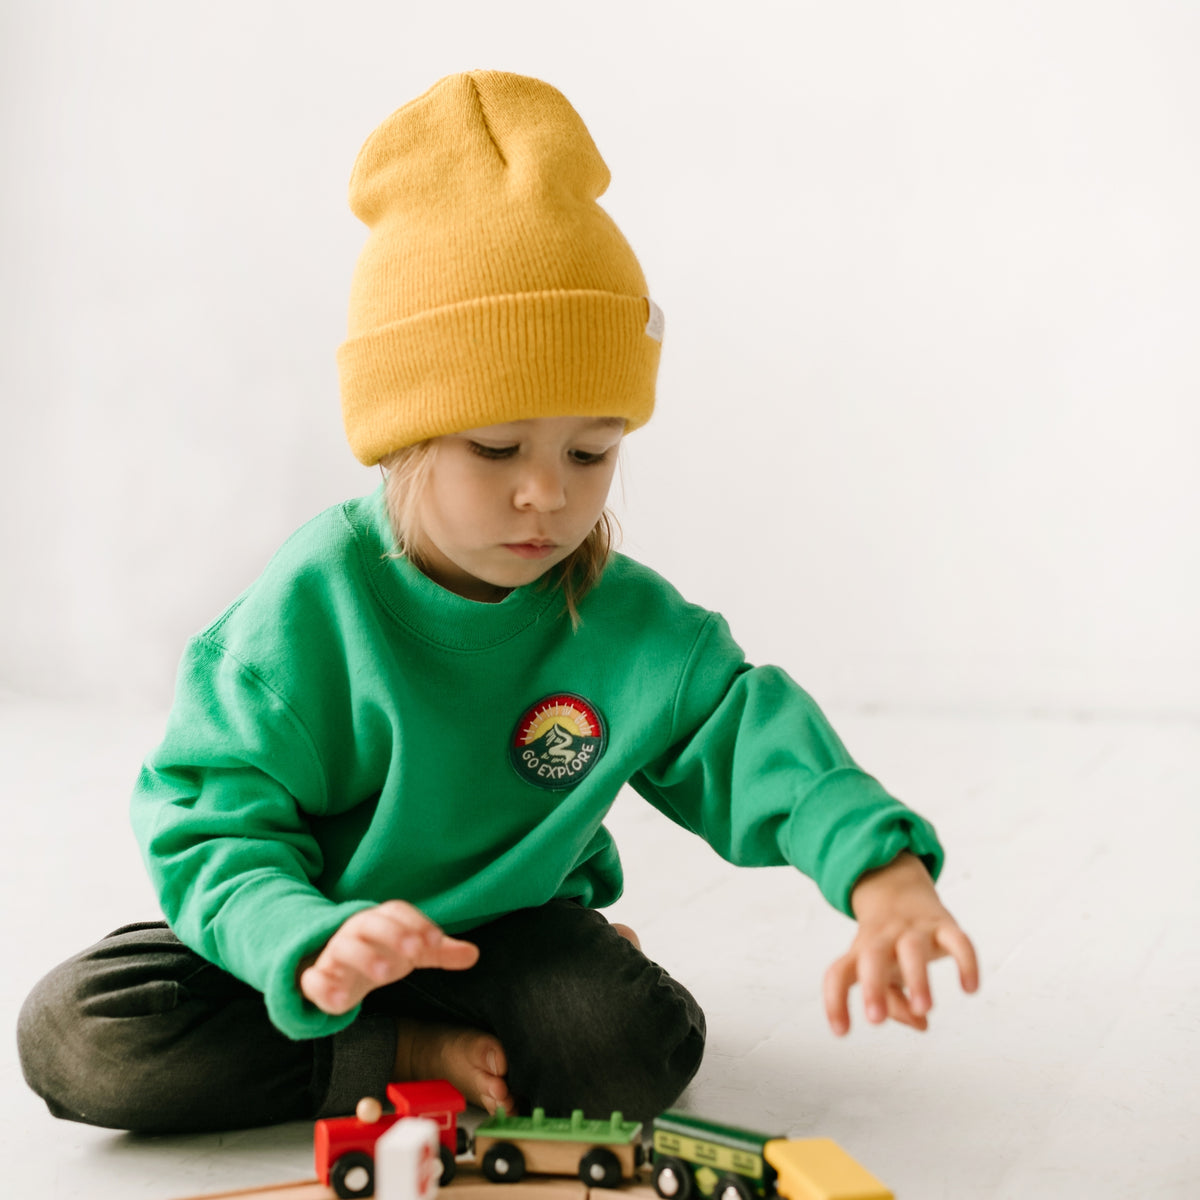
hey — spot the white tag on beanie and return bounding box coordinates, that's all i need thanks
[644,297,665,343]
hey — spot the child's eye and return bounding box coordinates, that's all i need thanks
[569,449,611,466]
[468,442,518,460]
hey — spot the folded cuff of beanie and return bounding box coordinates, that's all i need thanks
[338,290,661,464]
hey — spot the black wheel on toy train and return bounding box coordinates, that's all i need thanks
[482,1142,527,1183]
[579,1146,623,1188]
[330,1150,375,1199]
[439,1143,457,1185]
[653,1156,694,1200]
[714,1174,755,1200]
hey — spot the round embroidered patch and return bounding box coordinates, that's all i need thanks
[510,693,607,790]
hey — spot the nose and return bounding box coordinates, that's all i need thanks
[513,460,567,512]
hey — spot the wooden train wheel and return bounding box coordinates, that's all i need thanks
[482,1142,527,1183]
[579,1147,622,1188]
[654,1157,694,1200]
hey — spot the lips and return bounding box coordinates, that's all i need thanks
[503,541,557,560]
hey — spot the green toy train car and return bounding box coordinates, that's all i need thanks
[651,1110,892,1200]
[473,1106,644,1187]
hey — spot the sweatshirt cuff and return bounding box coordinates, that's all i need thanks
[780,768,945,918]
[249,898,378,1040]
[317,1013,399,1118]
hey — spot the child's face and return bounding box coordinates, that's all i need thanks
[414,416,625,602]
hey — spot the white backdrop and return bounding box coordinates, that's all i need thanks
[2,1,1197,716]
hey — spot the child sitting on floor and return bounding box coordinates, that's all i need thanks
[18,70,978,1135]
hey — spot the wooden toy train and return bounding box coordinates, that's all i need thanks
[314,1081,893,1200]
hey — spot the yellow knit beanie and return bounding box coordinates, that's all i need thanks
[337,70,664,465]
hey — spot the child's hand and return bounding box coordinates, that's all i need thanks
[824,851,979,1036]
[299,900,480,1015]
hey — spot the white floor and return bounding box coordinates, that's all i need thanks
[3,691,1198,1199]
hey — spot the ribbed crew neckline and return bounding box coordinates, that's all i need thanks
[345,486,560,650]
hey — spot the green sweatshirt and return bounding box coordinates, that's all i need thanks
[131,486,943,1041]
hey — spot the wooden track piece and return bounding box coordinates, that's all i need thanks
[173,1164,657,1200]
[172,1181,333,1200]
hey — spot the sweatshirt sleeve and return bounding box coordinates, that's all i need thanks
[629,614,944,916]
[130,633,375,1040]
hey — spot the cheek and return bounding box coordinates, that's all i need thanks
[426,468,503,534]
[579,464,618,511]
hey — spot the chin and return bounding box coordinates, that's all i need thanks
[502,565,558,588]
[458,564,547,595]
[490,552,568,584]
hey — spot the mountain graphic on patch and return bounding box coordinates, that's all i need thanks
[510,694,607,790]
[528,723,594,764]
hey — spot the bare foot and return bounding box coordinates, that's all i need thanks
[611,922,641,951]
[394,1019,512,1114]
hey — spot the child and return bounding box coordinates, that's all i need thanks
[18,70,977,1136]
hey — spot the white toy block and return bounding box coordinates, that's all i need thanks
[376,1115,442,1200]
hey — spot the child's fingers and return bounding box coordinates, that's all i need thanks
[334,902,441,961]
[338,903,446,963]
[367,902,479,969]
[856,943,892,1026]
[299,961,367,1014]
[300,907,433,1010]
[381,923,480,972]
[419,935,480,971]
[822,954,858,1036]
[884,984,929,1032]
[330,907,478,979]
[300,902,482,1015]
[319,925,396,985]
[936,922,981,993]
[896,932,935,1017]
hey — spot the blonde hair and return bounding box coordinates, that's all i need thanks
[379,441,619,627]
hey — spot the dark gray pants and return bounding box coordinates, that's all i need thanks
[17,900,705,1135]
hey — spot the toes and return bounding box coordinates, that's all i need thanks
[401,1024,510,1114]
[611,922,641,950]
[483,1038,508,1078]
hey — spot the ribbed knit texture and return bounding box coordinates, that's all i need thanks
[337,71,661,464]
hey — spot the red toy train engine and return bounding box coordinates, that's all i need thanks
[315,1079,467,1199]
